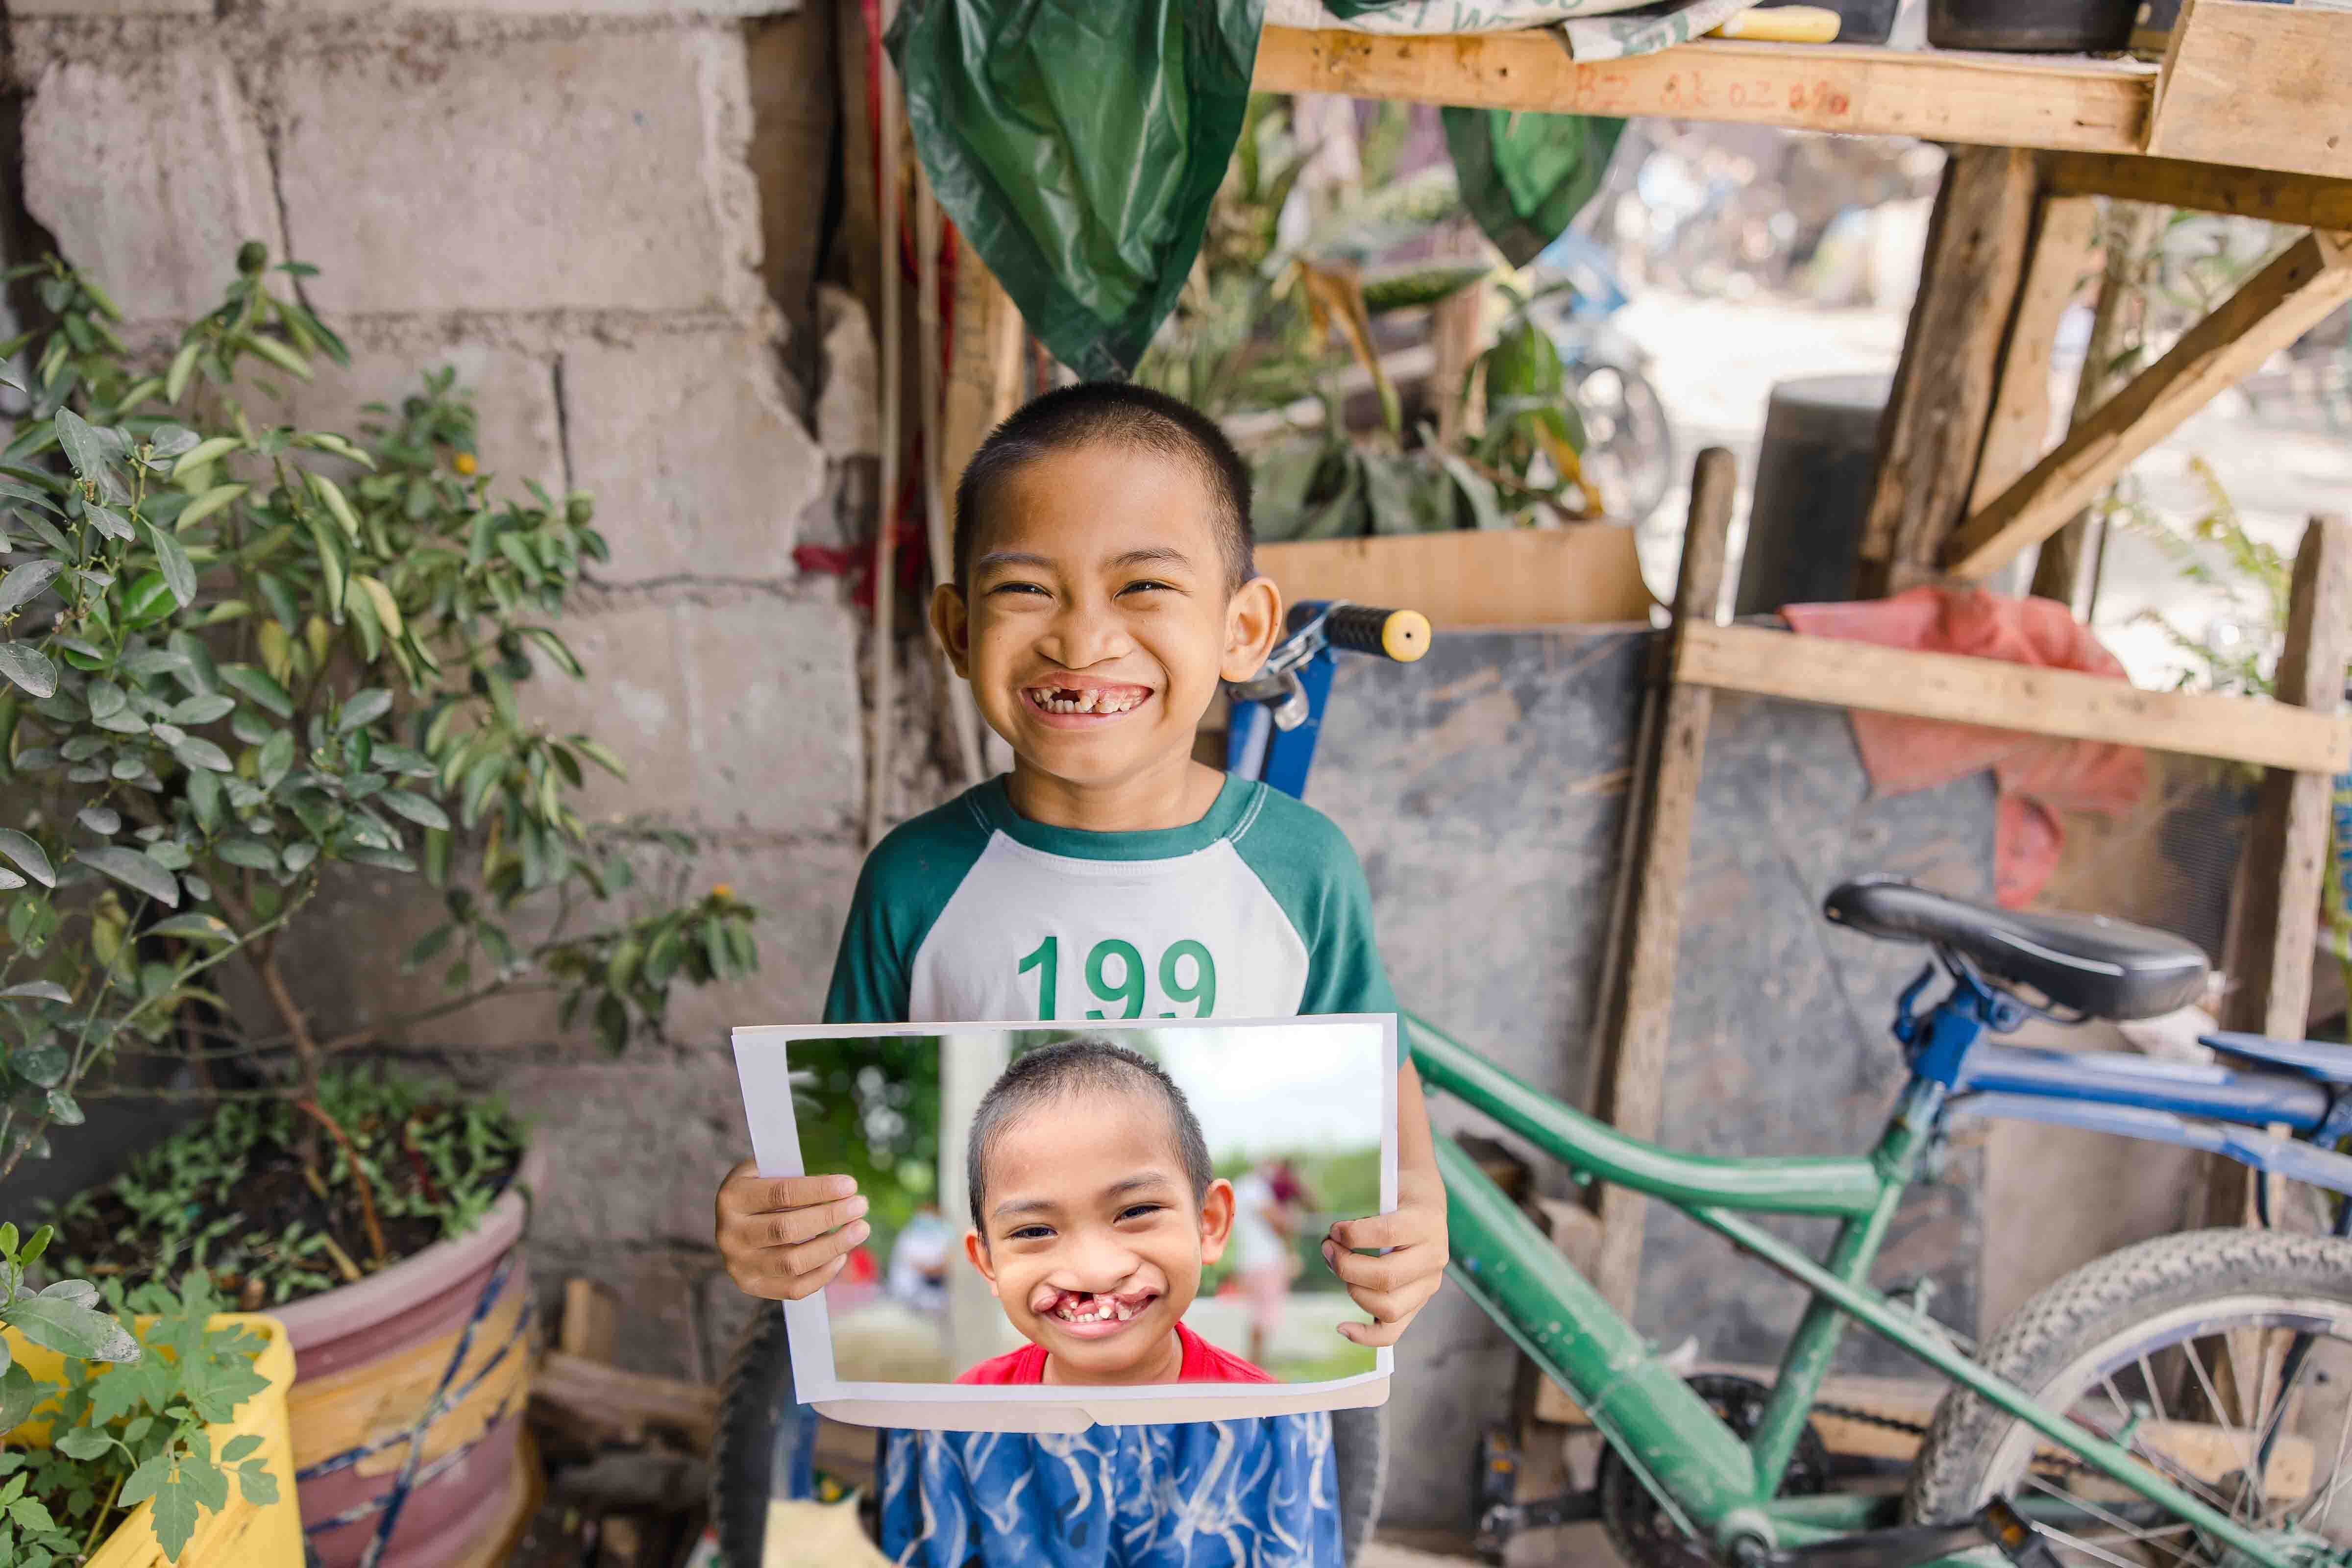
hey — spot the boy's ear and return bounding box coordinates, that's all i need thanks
[1196,1177,1237,1268]
[1219,574,1283,684]
[931,583,973,678]
[963,1228,998,1289]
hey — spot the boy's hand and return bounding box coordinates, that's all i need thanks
[1322,1060,1447,1347]
[714,1163,870,1301]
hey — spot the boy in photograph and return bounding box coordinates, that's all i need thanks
[714,382,1446,1566]
[954,1037,1273,1387]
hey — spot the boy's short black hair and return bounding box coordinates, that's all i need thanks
[965,1036,1214,1241]
[951,381,1256,596]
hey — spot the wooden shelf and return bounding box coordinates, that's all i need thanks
[1676,621,2352,773]
[1254,27,2156,154]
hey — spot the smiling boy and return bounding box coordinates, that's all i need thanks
[956,1037,1274,1387]
[714,382,1446,1567]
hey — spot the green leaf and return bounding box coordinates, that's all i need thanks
[0,643,57,699]
[74,846,180,907]
[282,842,317,876]
[7,1494,55,1533]
[176,482,247,533]
[572,737,627,781]
[52,1429,111,1461]
[0,831,54,887]
[83,504,133,542]
[143,522,198,606]
[170,692,235,726]
[53,408,105,479]
[309,471,362,540]
[43,1089,79,1126]
[166,342,204,405]
[219,1435,261,1464]
[339,687,392,734]
[376,789,449,831]
[258,728,295,790]
[236,1458,279,1506]
[217,664,291,718]
[3,1295,139,1361]
[172,435,242,475]
[187,765,224,831]
[0,1366,43,1432]
[215,837,279,871]
[0,981,69,1003]
[166,629,218,694]
[15,1046,65,1086]
[119,572,176,629]
[148,912,235,943]
[0,561,61,616]
[172,736,234,773]
[146,423,201,460]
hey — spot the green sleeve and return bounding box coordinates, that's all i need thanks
[820,792,995,1026]
[1233,787,1400,1018]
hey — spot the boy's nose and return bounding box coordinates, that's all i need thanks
[1041,601,1134,668]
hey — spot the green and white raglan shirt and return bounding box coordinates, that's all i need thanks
[833,771,1396,1567]
[822,772,1398,1026]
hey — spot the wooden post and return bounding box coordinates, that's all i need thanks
[1972,193,2099,523]
[1855,146,2040,598]
[2201,515,2352,1229]
[2029,201,2165,612]
[1587,448,1738,1316]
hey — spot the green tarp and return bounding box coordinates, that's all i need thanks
[888,0,1623,377]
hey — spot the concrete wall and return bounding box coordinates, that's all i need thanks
[0,0,893,1379]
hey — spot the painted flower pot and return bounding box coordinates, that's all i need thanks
[274,1143,545,1568]
[3,1312,304,1568]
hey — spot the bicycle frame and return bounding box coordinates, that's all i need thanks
[1409,1009,2303,1568]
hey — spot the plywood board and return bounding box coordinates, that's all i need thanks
[1255,525,1653,629]
[1253,27,2153,153]
[1675,621,2352,773]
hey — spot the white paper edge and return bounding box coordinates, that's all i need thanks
[730,1015,1399,1432]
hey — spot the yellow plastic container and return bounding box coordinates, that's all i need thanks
[3,1312,304,1568]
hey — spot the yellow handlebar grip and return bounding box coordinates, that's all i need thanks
[1381,610,1432,662]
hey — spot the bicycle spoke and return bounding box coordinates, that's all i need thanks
[2022,1470,2203,1550]
[2295,1382,2352,1532]
[2182,1336,2263,1520]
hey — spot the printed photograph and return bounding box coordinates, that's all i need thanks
[745,1020,1392,1394]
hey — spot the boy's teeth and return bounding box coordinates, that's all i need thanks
[1032,687,1143,715]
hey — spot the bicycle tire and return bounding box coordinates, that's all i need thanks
[1907,1227,2352,1544]
[711,1303,879,1566]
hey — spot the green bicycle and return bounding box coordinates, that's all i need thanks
[1415,874,2352,1568]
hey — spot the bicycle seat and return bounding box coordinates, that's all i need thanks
[1822,876,2207,1022]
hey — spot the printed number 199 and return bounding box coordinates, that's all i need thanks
[1017,936,1217,1018]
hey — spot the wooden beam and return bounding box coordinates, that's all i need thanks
[2029,201,2164,612]
[1588,447,1737,1317]
[1674,621,2352,773]
[2147,0,2352,182]
[2045,152,2352,230]
[1945,228,2352,581]
[2202,517,2352,1231]
[1856,147,2041,596]
[1971,193,2100,516]
[1251,28,2154,154]
[530,1350,720,1455]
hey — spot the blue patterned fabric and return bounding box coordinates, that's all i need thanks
[878,1415,1343,1567]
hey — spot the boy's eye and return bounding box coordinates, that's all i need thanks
[989,581,1050,598]
[1119,579,1175,596]
[1117,1203,1164,1223]
[1007,1225,1053,1241]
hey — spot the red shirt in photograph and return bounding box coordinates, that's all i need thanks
[955,1321,1275,1385]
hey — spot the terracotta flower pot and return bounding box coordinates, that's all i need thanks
[275,1143,546,1568]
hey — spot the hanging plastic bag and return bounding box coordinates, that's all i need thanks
[1442,107,1625,267]
[886,0,1266,379]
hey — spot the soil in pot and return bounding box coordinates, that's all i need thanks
[49,1067,524,1307]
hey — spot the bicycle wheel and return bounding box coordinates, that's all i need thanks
[1568,358,1674,526]
[712,1304,879,1565]
[1908,1228,2352,1567]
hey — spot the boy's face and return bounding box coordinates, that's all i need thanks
[931,443,1281,792]
[964,1087,1235,1385]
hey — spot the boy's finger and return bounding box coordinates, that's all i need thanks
[777,1217,870,1271]
[1395,1059,1437,1174]
[741,1172,858,1214]
[1327,1210,1430,1253]
[1338,1275,1441,1346]
[1322,1240,1418,1294]
[747,1194,868,1250]
[737,1251,850,1302]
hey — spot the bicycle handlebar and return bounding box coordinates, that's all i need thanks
[1319,604,1431,662]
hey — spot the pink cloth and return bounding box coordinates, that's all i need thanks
[1779,588,2147,908]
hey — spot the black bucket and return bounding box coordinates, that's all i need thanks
[1928,0,2135,52]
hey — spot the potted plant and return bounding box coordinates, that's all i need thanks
[0,1225,301,1567]
[0,244,762,1564]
